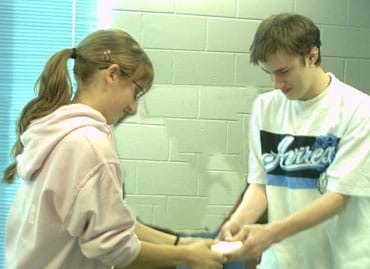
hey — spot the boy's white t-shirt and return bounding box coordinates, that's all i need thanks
[248,73,370,269]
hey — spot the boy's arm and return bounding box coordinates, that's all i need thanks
[230,191,349,261]
[220,183,268,240]
[271,191,349,242]
[230,183,267,225]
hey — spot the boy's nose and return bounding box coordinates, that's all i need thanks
[272,75,285,90]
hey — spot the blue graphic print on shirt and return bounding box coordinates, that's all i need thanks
[260,131,340,190]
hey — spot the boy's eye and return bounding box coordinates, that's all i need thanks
[279,69,289,75]
[261,68,271,75]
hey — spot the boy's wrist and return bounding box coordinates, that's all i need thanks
[267,221,287,244]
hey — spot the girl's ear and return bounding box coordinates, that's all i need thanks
[104,64,121,84]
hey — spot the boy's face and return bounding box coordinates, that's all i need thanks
[261,50,317,101]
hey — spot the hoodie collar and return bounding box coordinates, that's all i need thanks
[16,104,110,180]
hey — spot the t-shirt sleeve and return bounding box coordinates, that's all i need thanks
[64,162,141,267]
[326,101,370,197]
[247,95,267,184]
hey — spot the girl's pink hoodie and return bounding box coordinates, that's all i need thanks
[6,104,140,269]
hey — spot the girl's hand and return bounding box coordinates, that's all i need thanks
[184,239,226,269]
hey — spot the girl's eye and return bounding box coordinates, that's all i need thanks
[133,81,146,100]
[135,90,146,100]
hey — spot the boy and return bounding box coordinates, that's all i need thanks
[220,13,370,269]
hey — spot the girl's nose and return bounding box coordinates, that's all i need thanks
[126,102,137,114]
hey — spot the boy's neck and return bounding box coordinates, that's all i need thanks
[309,67,331,99]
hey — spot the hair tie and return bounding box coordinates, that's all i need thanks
[174,234,180,246]
[71,48,77,59]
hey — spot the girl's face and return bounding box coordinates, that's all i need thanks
[102,65,145,125]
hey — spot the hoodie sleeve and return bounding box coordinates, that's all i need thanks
[64,162,141,267]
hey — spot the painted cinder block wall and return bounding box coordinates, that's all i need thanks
[111,0,370,232]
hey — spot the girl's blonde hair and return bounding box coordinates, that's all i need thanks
[4,29,154,183]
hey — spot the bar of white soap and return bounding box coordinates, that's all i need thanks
[211,241,242,255]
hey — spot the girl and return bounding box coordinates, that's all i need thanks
[4,29,225,269]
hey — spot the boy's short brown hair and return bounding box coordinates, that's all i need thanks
[250,13,321,65]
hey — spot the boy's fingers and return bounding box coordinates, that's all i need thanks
[223,230,233,241]
[233,227,249,241]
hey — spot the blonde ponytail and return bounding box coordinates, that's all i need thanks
[3,48,74,183]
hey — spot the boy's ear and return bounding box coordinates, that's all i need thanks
[309,47,319,65]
